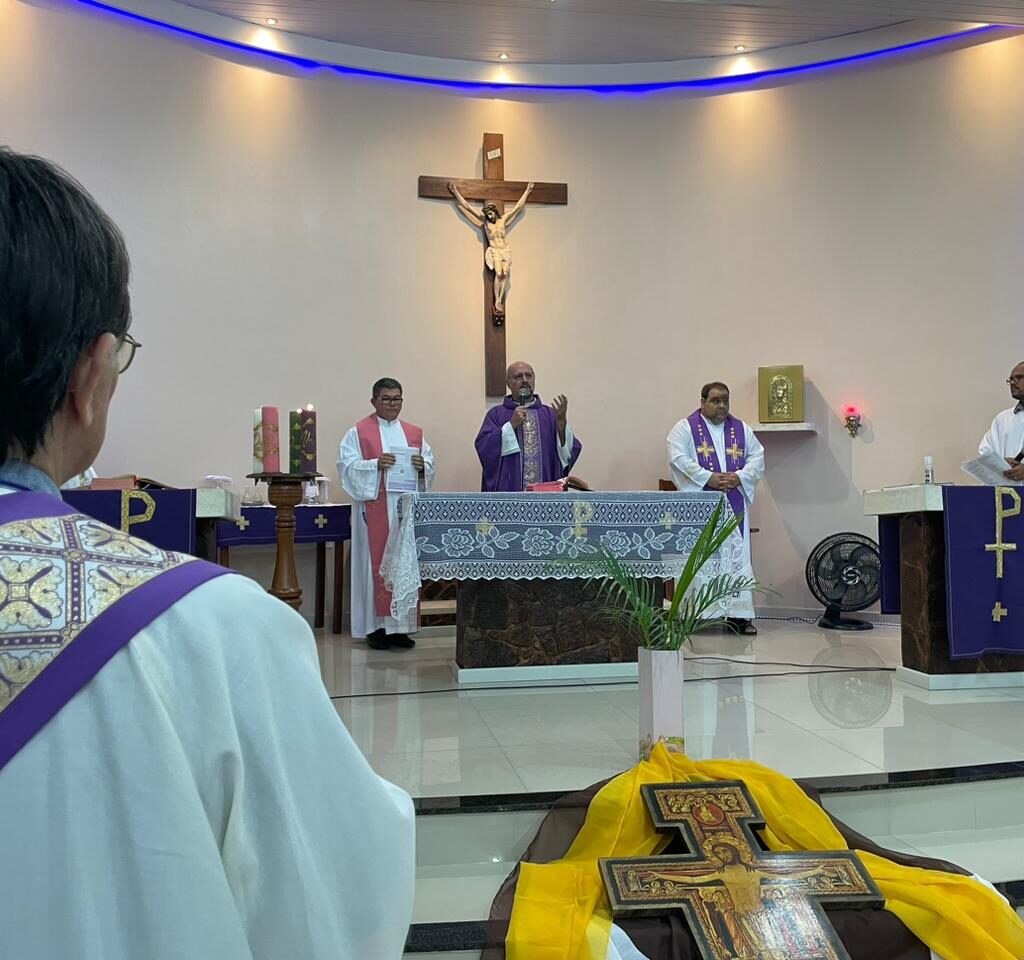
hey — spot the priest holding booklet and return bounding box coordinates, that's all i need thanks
[979,361,1024,482]
[337,377,435,649]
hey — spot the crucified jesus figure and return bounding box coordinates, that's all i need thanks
[448,180,534,318]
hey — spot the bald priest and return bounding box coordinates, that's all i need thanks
[475,361,582,491]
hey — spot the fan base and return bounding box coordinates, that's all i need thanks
[818,612,874,631]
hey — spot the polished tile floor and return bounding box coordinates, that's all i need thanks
[318,618,1024,798]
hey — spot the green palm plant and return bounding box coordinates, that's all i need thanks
[593,499,762,650]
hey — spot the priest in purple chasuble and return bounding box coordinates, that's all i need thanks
[667,380,765,635]
[0,148,414,960]
[475,360,582,491]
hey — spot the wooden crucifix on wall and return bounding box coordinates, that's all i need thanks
[418,133,568,396]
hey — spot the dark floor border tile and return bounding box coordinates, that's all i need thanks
[413,759,1024,816]
[405,920,486,953]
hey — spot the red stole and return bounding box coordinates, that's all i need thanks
[356,415,424,617]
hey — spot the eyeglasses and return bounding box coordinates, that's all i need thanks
[1007,375,1024,384]
[117,333,142,374]
[376,396,404,405]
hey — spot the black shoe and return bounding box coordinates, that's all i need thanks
[388,633,416,649]
[365,629,390,650]
[726,618,758,636]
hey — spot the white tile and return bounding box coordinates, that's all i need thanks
[817,721,1024,774]
[367,747,527,797]
[413,862,513,923]
[974,777,1024,831]
[821,792,893,839]
[416,810,546,867]
[316,621,1024,799]
[476,698,638,748]
[885,783,979,837]
[728,729,883,779]
[502,740,640,793]
[891,826,1024,883]
[335,693,498,755]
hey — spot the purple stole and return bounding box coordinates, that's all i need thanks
[476,395,582,492]
[686,410,747,526]
[0,491,233,772]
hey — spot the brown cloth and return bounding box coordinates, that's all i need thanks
[482,775,972,960]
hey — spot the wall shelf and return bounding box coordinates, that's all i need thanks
[751,422,817,434]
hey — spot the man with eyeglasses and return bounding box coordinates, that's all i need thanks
[667,382,765,636]
[338,378,435,649]
[60,337,140,491]
[0,148,414,959]
[979,362,1024,483]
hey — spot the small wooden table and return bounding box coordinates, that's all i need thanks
[217,502,351,633]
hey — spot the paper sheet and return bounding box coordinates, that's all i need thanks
[961,451,1023,487]
[386,446,420,493]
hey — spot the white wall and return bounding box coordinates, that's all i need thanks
[3,0,1021,609]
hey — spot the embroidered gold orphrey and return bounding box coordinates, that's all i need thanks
[0,513,198,712]
[601,781,882,960]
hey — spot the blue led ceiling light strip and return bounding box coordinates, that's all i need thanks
[69,0,1005,93]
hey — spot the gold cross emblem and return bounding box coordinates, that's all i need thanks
[314,513,329,529]
[695,441,714,460]
[992,602,1009,623]
[601,782,881,960]
[236,516,250,531]
[725,442,743,460]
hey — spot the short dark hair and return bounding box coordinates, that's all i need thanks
[700,381,730,401]
[0,148,131,468]
[372,377,403,398]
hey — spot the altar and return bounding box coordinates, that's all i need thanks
[62,487,239,560]
[865,483,1024,689]
[382,490,742,684]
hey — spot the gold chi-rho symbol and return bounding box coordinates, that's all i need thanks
[985,487,1021,579]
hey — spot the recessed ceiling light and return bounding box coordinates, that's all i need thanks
[498,52,509,60]
[734,44,746,52]
[265,18,278,25]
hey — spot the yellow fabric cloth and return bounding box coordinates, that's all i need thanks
[506,743,1024,960]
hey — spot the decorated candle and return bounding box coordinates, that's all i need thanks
[261,405,280,473]
[300,404,317,474]
[252,407,264,473]
[289,410,302,473]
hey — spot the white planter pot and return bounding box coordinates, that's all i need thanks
[637,646,686,761]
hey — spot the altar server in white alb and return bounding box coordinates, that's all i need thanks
[338,378,435,650]
[979,361,1024,483]
[0,148,414,959]
[667,381,765,635]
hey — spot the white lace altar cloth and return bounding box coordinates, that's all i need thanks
[380,491,745,621]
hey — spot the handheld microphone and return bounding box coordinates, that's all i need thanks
[517,387,531,406]
[1014,449,1024,465]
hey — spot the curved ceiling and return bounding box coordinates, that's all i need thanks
[172,0,1021,63]
[82,0,1015,87]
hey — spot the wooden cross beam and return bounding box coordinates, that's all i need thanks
[601,781,882,960]
[418,133,568,397]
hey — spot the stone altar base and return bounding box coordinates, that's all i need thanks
[456,579,642,670]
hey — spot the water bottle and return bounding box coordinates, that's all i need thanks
[923,456,934,484]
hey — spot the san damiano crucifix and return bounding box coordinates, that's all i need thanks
[418,133,568,396]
